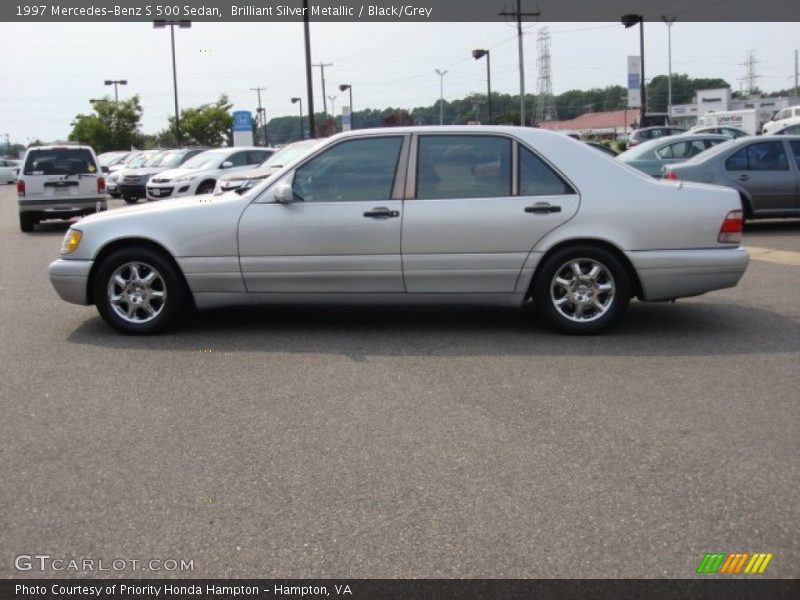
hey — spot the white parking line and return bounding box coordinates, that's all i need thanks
[746,246,800,266]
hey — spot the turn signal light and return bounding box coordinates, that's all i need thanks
[718,210,743,244]
[17,179,25,196]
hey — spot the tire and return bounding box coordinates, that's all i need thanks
[532,245,631,335]
[196,180,216,195]
[123,196,138,205]
[19,212,36,232]
[93,247,188,334]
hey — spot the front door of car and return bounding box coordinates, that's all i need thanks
[237,135,408,293]
[400,134,580,293]
[722,140,797,213]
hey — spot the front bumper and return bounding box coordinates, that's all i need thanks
[118,183,146,198]
[627,247,749,301]
[49,259,93,305]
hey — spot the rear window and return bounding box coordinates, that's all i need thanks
[24,148,98,176]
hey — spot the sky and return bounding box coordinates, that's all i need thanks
[1,21,798,143]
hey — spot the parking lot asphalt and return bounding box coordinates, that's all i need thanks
[0,186,798,579]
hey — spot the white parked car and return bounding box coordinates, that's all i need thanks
[146,147,273,200]
[17,145,106,232]
[48,126,748,335]
[762,105,800,134]
[1,158,20,183]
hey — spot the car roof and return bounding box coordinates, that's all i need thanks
[620,133,728,158]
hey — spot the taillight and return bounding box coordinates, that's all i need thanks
[97,177,105,193]
[17,179,25,196]
[664,170,678,181]
[718,210,743,244]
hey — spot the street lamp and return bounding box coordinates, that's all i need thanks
[339,84,353,129]
[662,16,677,123]
[153,19,191,145]
[472,49,492,124]
[291,97,304,140]
[621,14,646,122]
[104,79,127,103]
[435,68,448,125]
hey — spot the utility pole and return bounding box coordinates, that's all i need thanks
[154,19,191,145]
[435,69,447,125]
[499,0,541,126]
[662,16,676,122]
[302,1,315,138]
[313,61,333,119]
[250,86,268,146]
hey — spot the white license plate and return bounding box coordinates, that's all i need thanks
[53,186,69,196]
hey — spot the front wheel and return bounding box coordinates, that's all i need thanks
[533,246,631,334]
[196,180,216,195]
[93,248,188,334]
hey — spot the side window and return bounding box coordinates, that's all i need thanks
[226,152,251,167]
[519,146,575,196]
[248,150,270,165]
[656,145,674,159]
[416,135,511,200]
[790,141,800,170]
[747,142,788,171]
[725,148,749,171]
[705,139,725,150]
[292,136,403,203]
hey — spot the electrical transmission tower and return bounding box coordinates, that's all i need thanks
[535,26,557,124]
[740,51,759,97]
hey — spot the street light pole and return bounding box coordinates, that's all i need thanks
[104,79,127,103]
[154,19,191,146]
[291,97,303,140]
[339,84,353,129]
[622,14,647,122]
[302,1,315,138]
[435,69,448,125]
[472,49,492,124]
[662,16,676,123]
[313,62,333,119]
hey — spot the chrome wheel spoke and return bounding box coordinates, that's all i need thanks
[587,265,601,281]
[597,283,614,293]
[571,261,583,279]
[554,276,572,289]
[142,271,157,286]
[113,274,127,288]
[550,257,616,324]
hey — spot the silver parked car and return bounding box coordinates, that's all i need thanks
[664,136,800,220]
[618,134,728,178]
[49,126,748,335]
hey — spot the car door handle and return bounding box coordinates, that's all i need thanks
[363,207,400,219]
[738,175,749,181]
[525,203,561,214]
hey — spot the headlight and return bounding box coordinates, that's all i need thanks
[175,175,196,183]
[61,229,82,254]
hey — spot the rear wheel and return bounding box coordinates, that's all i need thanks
[93,247,188,334]
[533,245,631,335]
[19,212,36,232]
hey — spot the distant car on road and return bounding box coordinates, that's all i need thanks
[214,140,322,194]
[628,126,686,147]
[49,126,747,336]
[0,158,20,183]
[688,126,749,139]
[118,148,208,204]
[17,145,106,232]
[764,123,800,136]
[618,134,728,178]
[146,147,274,200]
[664,135,800,220]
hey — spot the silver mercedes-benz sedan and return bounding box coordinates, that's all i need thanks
[49,126,748,335]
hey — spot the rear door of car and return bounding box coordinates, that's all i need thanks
[400,133,579,293]
[22,147,101,199]
[722,140,796,213]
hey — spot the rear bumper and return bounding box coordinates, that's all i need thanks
[627,247,749,301]
[49,259,93,305]
[19,198,105,215]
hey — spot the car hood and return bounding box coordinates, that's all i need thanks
[78,193,231,227]
[151,167,201,180]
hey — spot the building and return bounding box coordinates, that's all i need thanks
[536,108,640,139]
[670,88,800,129]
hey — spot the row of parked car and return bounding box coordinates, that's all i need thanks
[600,125,800,220]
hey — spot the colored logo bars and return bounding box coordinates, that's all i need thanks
[696,552,774,574]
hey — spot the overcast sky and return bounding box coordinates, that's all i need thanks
[1,21,798,142]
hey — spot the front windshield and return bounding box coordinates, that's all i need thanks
[127,153,153,168]
[181,151,228,170]
[142,152,168,167]
[157,151,187,168]
[259,141,321,170]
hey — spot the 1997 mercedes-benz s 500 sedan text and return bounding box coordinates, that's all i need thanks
[49,127,749,335]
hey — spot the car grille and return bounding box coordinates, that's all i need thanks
[150,177,171,184]
[123,175,143,183]
[148,187,174,198]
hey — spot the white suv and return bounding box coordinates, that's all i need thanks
[762,105,800,134]
[146,147,273,200]
[17,145,106,232]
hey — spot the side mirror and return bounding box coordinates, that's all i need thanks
[221,160,234,169]
[101,166,110,174]
[273,182,294,204]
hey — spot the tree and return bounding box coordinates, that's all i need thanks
[68,95,144,153]
[382,109,414,127]
[166,95,233,147]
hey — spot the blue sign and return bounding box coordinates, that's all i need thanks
[232,111,253,132]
